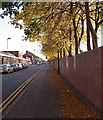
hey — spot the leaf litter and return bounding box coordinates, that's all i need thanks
[51,68,101,118]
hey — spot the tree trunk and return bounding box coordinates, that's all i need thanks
[69,27,72,57]
[70,2,78,55]
[60,49,62,58]
[57,50,60,74]
[78,15,84,48]
[73,17,78,55]
[69,2,73,57]
[85,2,98,49]
[89,19,98,49]
[95,2,98,32]
[63,48,66,57]
[85,2,91,51]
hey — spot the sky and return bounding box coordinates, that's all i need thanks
[0,13,47,60]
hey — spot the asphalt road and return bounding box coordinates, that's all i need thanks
[4,65,61,118]
[2,64,46,101]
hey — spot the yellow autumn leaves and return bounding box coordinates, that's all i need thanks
[12,2,103,60]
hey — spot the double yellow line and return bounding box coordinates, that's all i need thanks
[0,68,42,113]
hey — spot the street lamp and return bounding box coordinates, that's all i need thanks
[7,37,11,52]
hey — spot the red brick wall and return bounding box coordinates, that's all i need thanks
[51,47,103,113]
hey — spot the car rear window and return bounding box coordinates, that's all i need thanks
[0,64,5,67]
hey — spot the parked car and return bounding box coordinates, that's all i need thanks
[21,63,28,69]
[28,61,32,65]
[17,63,23,70]
[0,64,13,73]
[25,63,28,68]
[21,63,25,69]
[11,64,19,72]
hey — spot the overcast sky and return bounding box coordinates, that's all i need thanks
[0,13,46,60]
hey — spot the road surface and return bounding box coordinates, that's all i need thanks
[2,64,45,101]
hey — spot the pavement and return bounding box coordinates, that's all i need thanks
[3,64,61,119]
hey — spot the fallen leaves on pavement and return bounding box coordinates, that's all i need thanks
[51,68,101,118]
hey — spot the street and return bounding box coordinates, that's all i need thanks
[2,64,45,101]
[2,64,61,118]
[0,2,103,119]
[2,64,100,119]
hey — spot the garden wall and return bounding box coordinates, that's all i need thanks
[51,47,103,114]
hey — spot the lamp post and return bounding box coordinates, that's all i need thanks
[7,37,11,52]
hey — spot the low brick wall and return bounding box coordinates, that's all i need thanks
[51,47,103,114]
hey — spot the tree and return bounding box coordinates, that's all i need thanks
[1,1,103,60]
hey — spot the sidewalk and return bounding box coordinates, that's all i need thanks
[3,64,100,119]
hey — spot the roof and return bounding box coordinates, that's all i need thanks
[23,51,39,59]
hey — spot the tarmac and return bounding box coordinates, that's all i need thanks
[3,64,61,119]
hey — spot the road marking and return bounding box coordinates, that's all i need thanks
[0,68,43,112]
